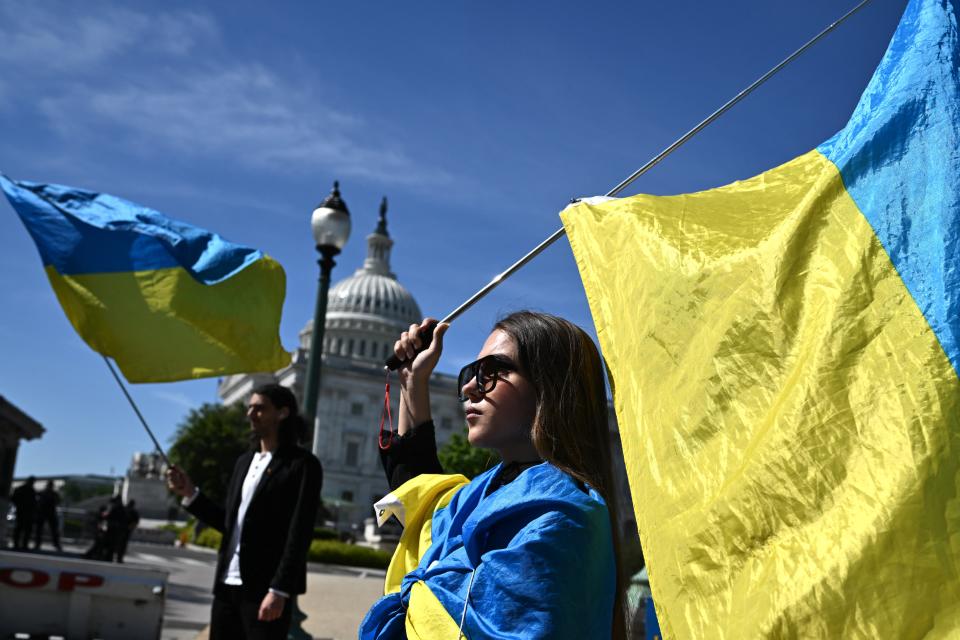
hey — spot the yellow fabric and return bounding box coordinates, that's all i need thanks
[46,258,290,382]
[561,150,960,638]
[406,580,467,640]
[383,473,469,595]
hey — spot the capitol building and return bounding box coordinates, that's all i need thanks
[217,194,464,531]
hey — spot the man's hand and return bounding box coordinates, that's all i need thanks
[258,591,286,621]
[165,466,195,499]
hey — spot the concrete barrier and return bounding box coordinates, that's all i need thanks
[0,550,168,639]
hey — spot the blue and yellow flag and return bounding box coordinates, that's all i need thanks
[1,176,290,383]
[562,0,960,637]
[361,464,616,639]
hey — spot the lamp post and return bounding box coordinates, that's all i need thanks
[290,181,351,640]
[302,181,351,433]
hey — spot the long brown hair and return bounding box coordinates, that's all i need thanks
[250,383,308,449]
[494,310,629,639]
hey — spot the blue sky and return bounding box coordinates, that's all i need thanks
[1,0,906,477]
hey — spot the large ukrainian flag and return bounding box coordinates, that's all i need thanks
[1,176,290,383]
[561,0,960,637]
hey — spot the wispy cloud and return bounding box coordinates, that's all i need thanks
[131,180,304,220]
[151,389,199,412]
[39,65,450,186]
[4,3,453,188]
[0,4,217,71]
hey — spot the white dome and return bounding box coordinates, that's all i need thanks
[300,198,422,365]
[327,272,421,327]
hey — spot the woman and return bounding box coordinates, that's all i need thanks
[360,311,627,639]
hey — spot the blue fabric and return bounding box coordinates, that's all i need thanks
[359,463,616,639]
[644,598,662,640]
[0,175,263,283]
[817,0,960,375]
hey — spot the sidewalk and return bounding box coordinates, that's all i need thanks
[300,565,385,640]
[193,564,385,640]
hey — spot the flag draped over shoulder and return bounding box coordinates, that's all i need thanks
[1,176,290,383]
[561,0,960,637]
[360,465,616,640]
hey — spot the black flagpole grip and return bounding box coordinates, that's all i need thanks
[384,323,436,371]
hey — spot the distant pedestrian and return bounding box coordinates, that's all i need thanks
[84,503,110,560]
[116,499,140,563]
[10,476,37,550]
[33,480,62,551]
[104,495,127,562]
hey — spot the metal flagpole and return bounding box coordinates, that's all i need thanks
[102,356,172,467]
[384,0,877,370]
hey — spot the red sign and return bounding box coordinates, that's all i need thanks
[0,567,104,591]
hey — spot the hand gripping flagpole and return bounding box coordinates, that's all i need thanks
[384,0,877,371]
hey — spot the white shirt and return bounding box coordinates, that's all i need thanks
[184,450,287,597]
[223,450,272,586]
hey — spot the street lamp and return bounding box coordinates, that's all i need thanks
[302,180,351,441]
[289,181,350,640]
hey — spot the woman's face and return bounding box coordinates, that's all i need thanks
[461,330,538,459]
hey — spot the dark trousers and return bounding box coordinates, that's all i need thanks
[103,526,123,562]
[13,515,34,549]
[116,531,130,562]
[34,512,60,549]
[210,584,292,640]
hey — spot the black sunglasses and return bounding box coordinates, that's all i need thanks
[457,354,518,402]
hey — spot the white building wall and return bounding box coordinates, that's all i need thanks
[122,477,173,520]
[216,204,540,533]
[300,361,464,530]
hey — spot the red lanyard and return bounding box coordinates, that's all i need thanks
[378,369,394,450]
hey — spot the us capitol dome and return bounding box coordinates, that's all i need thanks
[298,197,423,365]
[217,186,463,535]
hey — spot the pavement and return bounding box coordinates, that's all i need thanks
[34,540,385,640]
[297,565,385,640]
[191,566,385,640]
[165,544,385,640]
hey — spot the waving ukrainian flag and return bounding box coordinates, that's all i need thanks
[1,176,290,383]
[562,0,960,637]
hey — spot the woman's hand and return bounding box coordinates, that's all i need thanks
[395,318,449,387]
[394,318,449,434]
[165,465,196,499]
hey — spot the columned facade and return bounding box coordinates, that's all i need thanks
[218,199,463,530]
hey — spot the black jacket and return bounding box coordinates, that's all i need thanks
[186,444,322,597]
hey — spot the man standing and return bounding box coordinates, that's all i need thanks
[116,499,140,563]
[33,480,62,551]
[167,384,322,639]
[103,495,127,562]
[10,476,37,550]
[83,503,110,560]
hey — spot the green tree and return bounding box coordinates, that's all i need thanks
[438,429,499,479]
[168,402,250,505]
